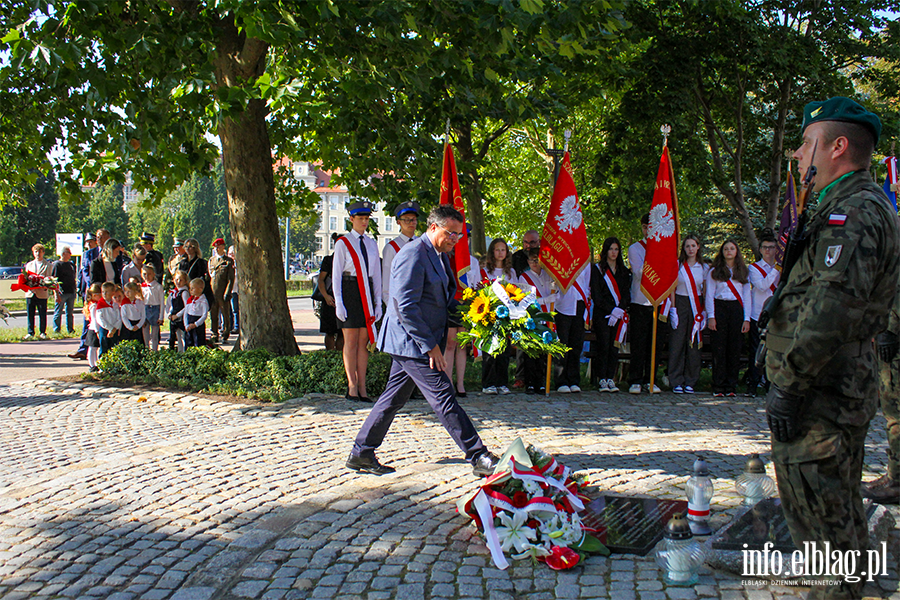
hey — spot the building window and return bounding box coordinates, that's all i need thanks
[343,195,349,204]
[329,195,337,210]
[372,217,379,228]
[329,216,337,231]
[385,219,392,232]
[315,236,322,251]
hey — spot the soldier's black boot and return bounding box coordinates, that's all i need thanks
[861,473,900,505]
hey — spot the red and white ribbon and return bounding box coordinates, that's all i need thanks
[338,236,378,341]
[682,263,704,345]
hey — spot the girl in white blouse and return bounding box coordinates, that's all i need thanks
[332,201,382,403]
[705,240,751,397]
[668,235,710,394]
[479,238,514,395]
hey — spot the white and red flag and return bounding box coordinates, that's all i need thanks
[439,142,471,287]
[641,145,680,306]
[540,152,590,294]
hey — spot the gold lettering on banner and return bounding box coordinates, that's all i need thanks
[441,181,448,192]
[564,161,574,177]
[655,179,670,190]
[642,264,660,285]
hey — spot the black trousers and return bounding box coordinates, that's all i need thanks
[481,353,509,388]
[591,321,618,382]
[628,303,654,385]
[745,318,767,390]
[185,314,206,348]
[554,302,585,387]
[26,296,48,336]
[711,299,744,393]
[353,354,487,463]
[523,354,546,389]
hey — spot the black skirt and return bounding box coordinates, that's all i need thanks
[339,275,374,329]
[85,329,100,348]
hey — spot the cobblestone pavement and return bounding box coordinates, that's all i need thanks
[0,380,897,600]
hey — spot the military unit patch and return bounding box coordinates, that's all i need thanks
[825,245,843,267]
[828,214,848,225]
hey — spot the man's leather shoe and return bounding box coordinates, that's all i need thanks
[472,452,500,478]
[68,352,86,360]
[346,454,395,476]
[861,474,900,504]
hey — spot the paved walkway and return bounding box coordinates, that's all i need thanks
[0,377,897,600]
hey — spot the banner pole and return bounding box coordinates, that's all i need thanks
[649,305,658,394]
[545,301,554,395]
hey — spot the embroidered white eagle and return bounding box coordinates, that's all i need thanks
[648,203,675,242]
[555,194,583,234]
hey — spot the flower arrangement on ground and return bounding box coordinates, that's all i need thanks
[11,271,59,293]
[458,438,609,570]
[456,279,568,358]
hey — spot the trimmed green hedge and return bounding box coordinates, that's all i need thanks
[285,279,314,291]
[96,341,392,402]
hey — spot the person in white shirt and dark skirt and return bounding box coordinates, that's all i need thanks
[333,201,383,403]
[705,240,751,397]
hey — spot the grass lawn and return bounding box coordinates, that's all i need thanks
[0,328,81,343]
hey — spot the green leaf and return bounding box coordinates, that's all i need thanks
[520,0,545,15]
[485,68,499,82]
[1,29,21,44]
[573,533,610,556]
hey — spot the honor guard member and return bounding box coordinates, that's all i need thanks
[140,233,165,285]
[382,201,420,308]
[209,238,236,344]
[765,97,900,598]
[333,200,383,402]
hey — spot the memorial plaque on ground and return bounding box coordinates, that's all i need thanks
[712,498,879,553]
[581,494,688,556]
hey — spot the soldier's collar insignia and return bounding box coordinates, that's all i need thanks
[825,245,842,267]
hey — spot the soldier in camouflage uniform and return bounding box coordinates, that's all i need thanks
[862,282,900,504]
[765,97,900,599]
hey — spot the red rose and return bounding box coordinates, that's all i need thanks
[511,492,529,509]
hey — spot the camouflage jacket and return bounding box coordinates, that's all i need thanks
[766,169,900,421]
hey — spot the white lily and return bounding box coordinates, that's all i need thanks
[496,510,537,554]
[511,542,551,561]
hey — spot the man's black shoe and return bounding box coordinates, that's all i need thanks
[346,454,395,476]
[861,474,900,505]
[472,451,500,478]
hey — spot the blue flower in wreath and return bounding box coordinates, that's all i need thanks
[496,305,509,319]
[542,331,555,344]
[512,331,522,341]
[525,318,536,330]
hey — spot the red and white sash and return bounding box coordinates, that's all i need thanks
[724,279,744,308]
[573,280,591,329]
[388,239,401,254]
[520,272,549,312]
[338,236,378,341]
[751,262,776,293]
[603,270,628,346]
[681,263,704,345]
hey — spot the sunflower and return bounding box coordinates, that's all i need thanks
[462,287,476,301]
[468,296,491,323]
[504,283,521,296]
[511,290,527,302]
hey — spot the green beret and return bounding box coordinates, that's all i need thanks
[802,96,881,145]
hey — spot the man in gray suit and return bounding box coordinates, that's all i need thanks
[347,205,499,477]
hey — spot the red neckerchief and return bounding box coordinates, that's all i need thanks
[96,298,111,310]
[120,297,132,305]
[187,295,200,304]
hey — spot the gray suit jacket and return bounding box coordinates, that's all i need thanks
[377,233,457,358]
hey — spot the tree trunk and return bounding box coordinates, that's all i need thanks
[214,16,299,356]
[455,122,487,256]
[766,78,793,229]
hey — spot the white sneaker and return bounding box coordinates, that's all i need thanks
[557,385,571,394]
[498,386,511,395]
[607,380,619,393]
[673,385,684,394]
[569,385,581,393]
[38,333,49,340]
[629,384,641,394]
[598,380,610,393]
[684,386,695,394]
[482,386,498,395]
[643,384,662,393]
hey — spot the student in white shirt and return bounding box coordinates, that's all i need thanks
[333,200,382,403]
[517,248,556,394]
[627,213,660,394]
[184,278,210,348]
[705,240,751,397]
[554,261,591,394]
[95,282,122,355]
[381,201,419,308]
[141,265,164,351]
[479,238,514,395]
[746,230,780,397]
[668,235,710,394]
[120,282,146,345]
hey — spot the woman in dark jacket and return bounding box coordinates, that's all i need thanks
[90,239,123,286]
[589,237,631,392]
[178,238,213,304]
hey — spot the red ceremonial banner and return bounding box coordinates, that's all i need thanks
[540,152,590,294]
[439,143,471,281]
[640,145,680,306]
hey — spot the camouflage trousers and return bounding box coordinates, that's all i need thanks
[878,356,900,479]
[772,405,870,600]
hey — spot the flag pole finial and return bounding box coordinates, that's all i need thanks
[660,124,671,148]
[444,119,450,146]
[563,129,572,153]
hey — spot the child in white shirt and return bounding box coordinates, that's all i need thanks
[166,270,190,353]
[120,282,146,345]
[184,278,210,348]
[95,282,122,355]
[141,265,164,351]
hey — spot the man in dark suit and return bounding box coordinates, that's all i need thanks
[347,205,499,477]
